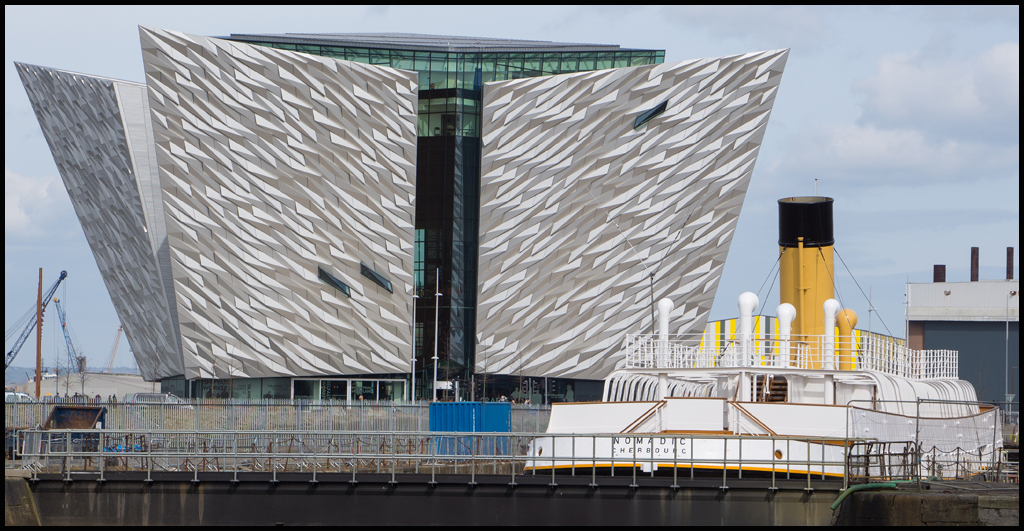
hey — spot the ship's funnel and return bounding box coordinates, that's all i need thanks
[778,197,835,369]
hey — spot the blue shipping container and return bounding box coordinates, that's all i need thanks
[429,402,511,456]
[428,402,510,432]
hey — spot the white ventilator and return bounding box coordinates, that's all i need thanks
[823,298,841,370]
[776,303,796,367]
[737,292,759,367]
[657,298,674,399]
[657,299,674,349]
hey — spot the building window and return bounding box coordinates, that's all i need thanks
[318,266,351,297]
[634,101,668,129]
[361,263,394,293]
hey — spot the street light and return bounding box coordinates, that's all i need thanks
[432,269,441,402]
[411,291,418,403]
[649,272,656,335]
[1007,290,1017,412]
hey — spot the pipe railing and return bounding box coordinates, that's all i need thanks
[14,429,864,490]
[624,333,958,379]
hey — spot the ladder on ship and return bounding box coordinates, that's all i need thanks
[753,375,788,402]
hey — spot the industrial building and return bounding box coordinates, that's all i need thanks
[18,28,788,400]
[907,248,1019,405]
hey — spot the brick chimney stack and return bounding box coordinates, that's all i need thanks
[970,247,979,282]
[1009,247,1015,280]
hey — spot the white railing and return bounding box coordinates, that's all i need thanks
[624,333,958,379]
[856,335,958,379]
[14,428,862,489]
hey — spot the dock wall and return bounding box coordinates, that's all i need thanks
[25,472,839,526]
[833,487,1018,526]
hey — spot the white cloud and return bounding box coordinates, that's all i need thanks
[975,42,1020,112]
[658,6,828,50]
[917,5,1019,27]
[5,167,74,239]
[854,42,1019,143]
[776,41,1020,185]
[796,124,1018,182]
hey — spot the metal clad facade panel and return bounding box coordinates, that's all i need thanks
[477,51,789,379]
[908,281,1020,322]
[140,28,419,380]
[16,63,184,380]
[923,321,1018,404]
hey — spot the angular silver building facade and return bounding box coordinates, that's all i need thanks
[476,51,789,379]
[16,63,183,379]
[19,28,787,393]
[141,28,418,380]
[19,28,419,382]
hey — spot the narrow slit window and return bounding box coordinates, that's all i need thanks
[634,100,668,129]
[318,267,351,298]
[361,263,394,293]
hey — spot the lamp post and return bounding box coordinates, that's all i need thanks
[1008,290,1017,412]
[432,269,441,402]
[411,292,418,403]
[649,272,656,335]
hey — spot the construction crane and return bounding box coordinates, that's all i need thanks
[105,327,123,373]
[5,270,67,370]
[52,298,86,374]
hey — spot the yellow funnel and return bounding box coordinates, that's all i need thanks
[778,197,835,369]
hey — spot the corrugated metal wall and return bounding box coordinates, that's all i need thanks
[923,321,1019,404]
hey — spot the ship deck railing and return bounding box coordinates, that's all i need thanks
[11,428,1010,490]
[624,333,958,379]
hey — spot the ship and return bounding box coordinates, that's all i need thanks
[527,197,1003,480]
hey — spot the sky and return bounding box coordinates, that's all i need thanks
[4,6,1019,373]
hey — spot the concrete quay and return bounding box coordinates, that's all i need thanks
[7,468,1019,526]
[832,482,1018,526]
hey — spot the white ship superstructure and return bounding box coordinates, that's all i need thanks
[527,197,1003,479]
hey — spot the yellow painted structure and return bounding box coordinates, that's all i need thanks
[778,237,835,368]
[700,317,896,370]
[836,309,858,370]
[779,238,835,338]
[700,316,885,370]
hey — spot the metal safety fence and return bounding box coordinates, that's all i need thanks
[14,429,865,490]
[5,401,551,433]
[625,333,958,379]
[845,399,1014,485]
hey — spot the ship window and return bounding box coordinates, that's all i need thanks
[318,267,351,298]
[361,263,393,293]
[634,100,667,129]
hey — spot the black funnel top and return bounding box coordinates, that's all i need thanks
[778,197,834,248]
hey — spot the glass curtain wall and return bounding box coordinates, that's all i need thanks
[239,40,664,399]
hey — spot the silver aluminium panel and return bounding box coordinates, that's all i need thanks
[16,63,184,380]
[477,51,789,379]
[140,28,418,379]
